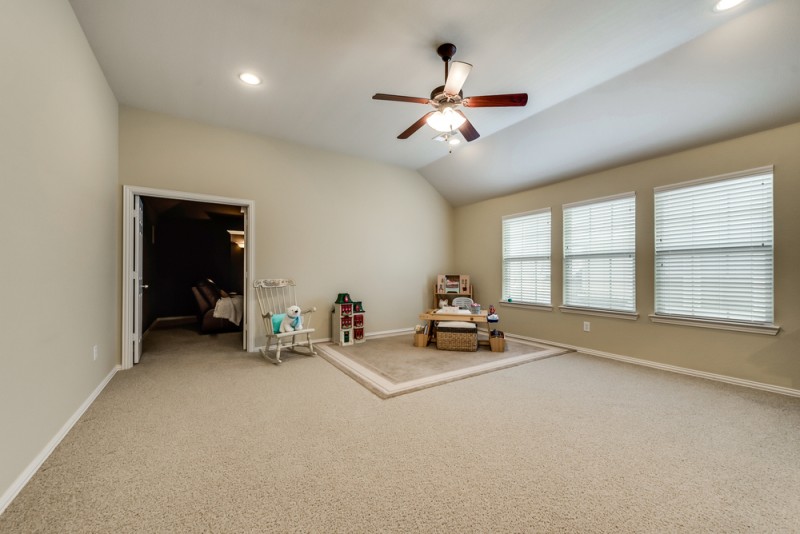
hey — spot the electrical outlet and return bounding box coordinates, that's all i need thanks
[93,344,98,361]
[583,321,591,332]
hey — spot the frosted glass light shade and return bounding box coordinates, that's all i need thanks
[714,0,746,11]
[426,107,466,132]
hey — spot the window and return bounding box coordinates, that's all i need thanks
[502,209,551,306]
[563,193,636,313]
[654,167,774,326]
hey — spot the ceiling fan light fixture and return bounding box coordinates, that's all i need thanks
[374,42,526,142]
[426,107,466,132]
[433,131,462,153]
[238,72,262,85]
[714,0,746,11]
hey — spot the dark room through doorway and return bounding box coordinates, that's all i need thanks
[139,196,246,357]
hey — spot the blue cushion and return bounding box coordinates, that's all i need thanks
[271,314,286,334]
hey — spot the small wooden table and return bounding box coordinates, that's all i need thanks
[418,309,494,347]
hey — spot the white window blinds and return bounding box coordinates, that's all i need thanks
[563,193,636,312]
[502,209,551,305]
[654,168,773,324]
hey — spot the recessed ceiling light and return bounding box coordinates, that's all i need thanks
[714,0,746,12]
[238,72,262,86]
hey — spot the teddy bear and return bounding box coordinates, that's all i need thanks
[279,305,303,332]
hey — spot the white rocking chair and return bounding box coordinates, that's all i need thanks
[253,279,317,364]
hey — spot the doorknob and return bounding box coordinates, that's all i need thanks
[141,284,149,289]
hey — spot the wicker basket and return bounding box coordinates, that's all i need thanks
[413,333,429,347]
[436,323,478,352]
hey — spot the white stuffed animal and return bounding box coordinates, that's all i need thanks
[279,305,303,332]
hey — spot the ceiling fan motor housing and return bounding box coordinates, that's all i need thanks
[436,43,457,62]
[430,85,463,105]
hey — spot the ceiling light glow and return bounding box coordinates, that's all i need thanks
[714,0,746,12]
[426,107,466,133]
[238,72,262,86]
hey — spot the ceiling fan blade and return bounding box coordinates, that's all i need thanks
[455,111,480,142]
[444,61,472,96]
[462,93,528,107]
[398,112,436,139]
[373,93,430,104]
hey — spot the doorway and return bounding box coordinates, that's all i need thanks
[122,186,256,369]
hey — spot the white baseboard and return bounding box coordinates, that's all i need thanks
[507,333,800,398]
[365,328,414,338]
[0,365,120,515]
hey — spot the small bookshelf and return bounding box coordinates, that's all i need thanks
[433,274,472,308]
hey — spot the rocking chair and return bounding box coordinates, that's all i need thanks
[253,278,317,364]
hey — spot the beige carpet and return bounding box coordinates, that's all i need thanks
[2,326,800,533]
[316,333,569,398]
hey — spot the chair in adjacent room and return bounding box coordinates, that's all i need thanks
[191,278,243,334]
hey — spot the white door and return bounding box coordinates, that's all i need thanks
[132,196,144,364]
[241,205,248,350]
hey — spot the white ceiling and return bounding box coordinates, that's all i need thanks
[69,0,800,206]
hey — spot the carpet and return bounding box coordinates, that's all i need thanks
[316,332,569,398]
[4,327,800,532]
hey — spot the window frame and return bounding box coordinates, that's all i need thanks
[651,166,779,335]
[560,192,638,318]
[501,208,552,308]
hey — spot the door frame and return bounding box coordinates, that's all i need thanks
[133,195,144,364]
[121,185,256,369]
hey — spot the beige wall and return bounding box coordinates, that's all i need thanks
[119,107,454,339]
[0,0,119,502]
[455,122,800,389]
[3,0,797,512]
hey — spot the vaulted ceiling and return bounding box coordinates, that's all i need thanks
[69,0,800,206]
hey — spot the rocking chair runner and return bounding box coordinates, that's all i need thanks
[253,278,317,364]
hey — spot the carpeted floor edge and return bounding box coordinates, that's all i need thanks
[316,336,570,398]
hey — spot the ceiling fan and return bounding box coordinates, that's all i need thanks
[373,43,528,143]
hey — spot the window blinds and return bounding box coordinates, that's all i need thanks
[563,193,636,312]
[654,169,773,324]
[502,209,551,305]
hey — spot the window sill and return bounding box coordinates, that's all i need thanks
[558,306,639,321]
[499,301,553,312]
[649,314,780,335]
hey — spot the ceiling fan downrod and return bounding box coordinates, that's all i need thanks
[437,43,457,82]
